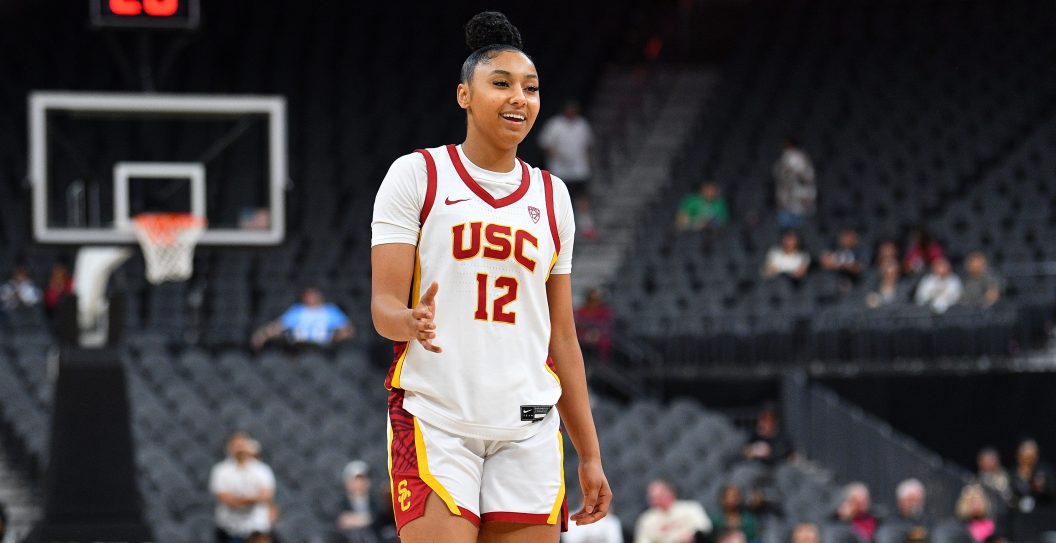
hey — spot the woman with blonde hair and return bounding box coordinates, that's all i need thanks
[956,484,997,542]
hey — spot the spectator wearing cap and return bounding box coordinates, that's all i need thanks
[210,432,276,543]
[331,460,383,543]
[252,287,355,350]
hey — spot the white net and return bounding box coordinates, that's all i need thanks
[131,213,206,284]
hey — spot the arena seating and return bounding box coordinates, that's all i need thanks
[0,334,851,542]
[610,0,1056,364]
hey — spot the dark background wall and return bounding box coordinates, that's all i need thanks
[819,371,1056,471]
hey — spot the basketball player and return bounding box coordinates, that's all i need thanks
[370,11,611,543]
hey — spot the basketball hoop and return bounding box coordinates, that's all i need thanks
[131,213,206,284]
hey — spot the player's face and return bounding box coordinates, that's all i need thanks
[458,50,540,149]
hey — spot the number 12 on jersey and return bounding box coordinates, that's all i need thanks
[474,273,518,324]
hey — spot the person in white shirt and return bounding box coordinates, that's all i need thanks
[772,137,816,230]
[763,231,811,281]
[914,258,962,314]
[539,101,594,199]
[0,266,41,311]
[539,102,597,238]
[634,480,711,543]
[209,432,276,542]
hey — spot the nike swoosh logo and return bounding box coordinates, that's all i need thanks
[445,197,471,205]
[522,408,534,415]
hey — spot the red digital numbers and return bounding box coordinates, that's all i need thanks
[108,0,178,17]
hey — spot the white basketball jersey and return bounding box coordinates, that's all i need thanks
[385,144,563,441]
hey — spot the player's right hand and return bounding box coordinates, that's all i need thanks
[411,281,441,353]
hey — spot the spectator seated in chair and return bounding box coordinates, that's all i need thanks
[252,287,355,351]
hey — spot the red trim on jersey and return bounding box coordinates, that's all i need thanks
[541,170,561,255]
[384,342,407,390]
[459,507,481,527]
[481,508,568,532]
[415,149,438,223]
[388,389,480,533]
[446,144,530,209]
[388,389,432,533]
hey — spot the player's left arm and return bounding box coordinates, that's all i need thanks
[547,273,611,525]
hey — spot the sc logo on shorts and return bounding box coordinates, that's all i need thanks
[397,479,412,511]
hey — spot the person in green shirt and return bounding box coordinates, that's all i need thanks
[675,181,729,231]
[709,484,760,543]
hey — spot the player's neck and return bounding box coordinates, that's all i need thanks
[460,138,517,173]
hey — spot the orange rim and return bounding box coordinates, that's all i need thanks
[133,213,206,245]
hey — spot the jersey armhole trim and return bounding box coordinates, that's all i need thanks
[415,149,438,224]
[542,170,561,255]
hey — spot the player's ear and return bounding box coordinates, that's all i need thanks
[457,82,470,110]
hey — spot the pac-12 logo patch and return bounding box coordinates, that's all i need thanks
[528,206,541,223]
[397,479,412,511]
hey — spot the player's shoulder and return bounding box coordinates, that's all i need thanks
[521,159,565,186]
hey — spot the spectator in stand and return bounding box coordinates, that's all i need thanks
[575,195,599,240]
[764,231,810,282]
[893,479,930,530]
[866,260,909,309]
[634,479,712,543]
[903,228,944,275]
[915,258,962,314]
[709,484,759,543]
[957,484,997,542]
[820,228,866,292]
[960,252,1003,309]
[976,447,1013,509]
[539,101,596,233]
[773,136,816,230]
[873,239,901,270]
[834,482,879,543]
[210,432,276,543]
[0,265,41,312]
[743,403,792,466]
[1011,438,1053,513]
[563,502,623,543]
[790,522,820,543]
[43,262,74,321]
[322,460,382,543]
[714,529,748,543]
[575,288,613,364]
[251,287,355,350]
[675,182,729,233]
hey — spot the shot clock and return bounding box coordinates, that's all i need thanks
[90,0,200,29]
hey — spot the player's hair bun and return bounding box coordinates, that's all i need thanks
[464,11,523,52]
